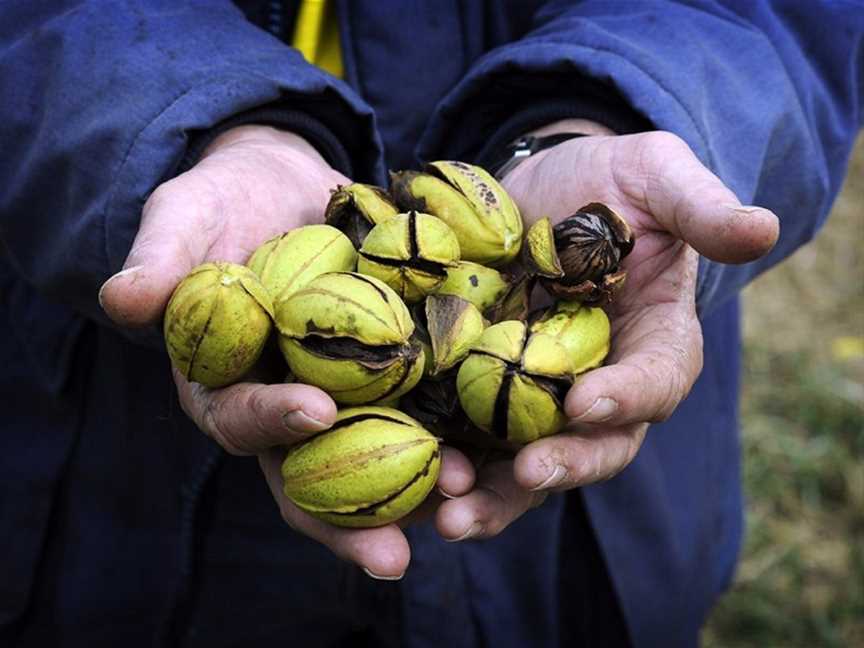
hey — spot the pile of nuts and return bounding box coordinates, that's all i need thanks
[163,161,634,527]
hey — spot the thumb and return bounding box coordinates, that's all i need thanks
[98,180,212,327]
[633,132,780,264]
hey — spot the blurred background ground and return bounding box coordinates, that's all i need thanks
[703,136,864,646]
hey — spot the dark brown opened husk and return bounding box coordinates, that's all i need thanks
[524,203,634,304]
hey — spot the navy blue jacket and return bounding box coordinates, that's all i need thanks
[1,2,861,646]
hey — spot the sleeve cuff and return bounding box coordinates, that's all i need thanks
[179,105,355,177]
[420,68,652,166]
[472,86,652,172]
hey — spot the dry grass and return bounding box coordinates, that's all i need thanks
[703,135,864,646]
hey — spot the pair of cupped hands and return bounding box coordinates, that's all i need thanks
[99,120,778,580]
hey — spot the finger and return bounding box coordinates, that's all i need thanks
[620,131,780,263]
[383,447,477,528]
[513,423,648,491]
[566,298,704,426]
[174,370,337,455]
[259,448,411,579]
[436,446,476,499]
[435,460,547,542]
[99,173,220,327]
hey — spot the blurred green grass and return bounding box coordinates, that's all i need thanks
[703,136,864,646]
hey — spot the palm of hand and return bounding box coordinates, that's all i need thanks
[149,129,349,283]
[504,131,770,427]
[101,126,482,580]
[434,131,779,542]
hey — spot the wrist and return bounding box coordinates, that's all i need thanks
[493,119,615,182]
[202,125,329,168]
[193,124,348,229]
[526,118,616,139]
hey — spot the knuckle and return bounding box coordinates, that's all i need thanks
[246,386,274,437]
[655,367,684,421]
[639,326,704,423]
[144,180,182,214]
[588,431,642,485]
[642,130,689,157]
[648,371,681,423]
[199,398,223,440]
[475,486,509,536]
[629,362,675,422]
[145,174,225,233]
[575,448,602,485]
[202,396,250,456]
[195,174,231,216]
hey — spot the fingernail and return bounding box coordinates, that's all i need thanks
[445,522,484,543]
[282,409,330,433]
[97,265,144,309]
[363,567,404,581]
[530,464,567,491]
[437,487,456,500]
[574,397,618,422]
[722,203,763,215]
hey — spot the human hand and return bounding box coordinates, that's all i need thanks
[98,125,475,578]
[436,121,779,541]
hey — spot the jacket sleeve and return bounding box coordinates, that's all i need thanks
[417,0,863,315]
[0,1,384,326]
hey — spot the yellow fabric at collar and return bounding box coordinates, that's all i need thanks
[291,0,343,79]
